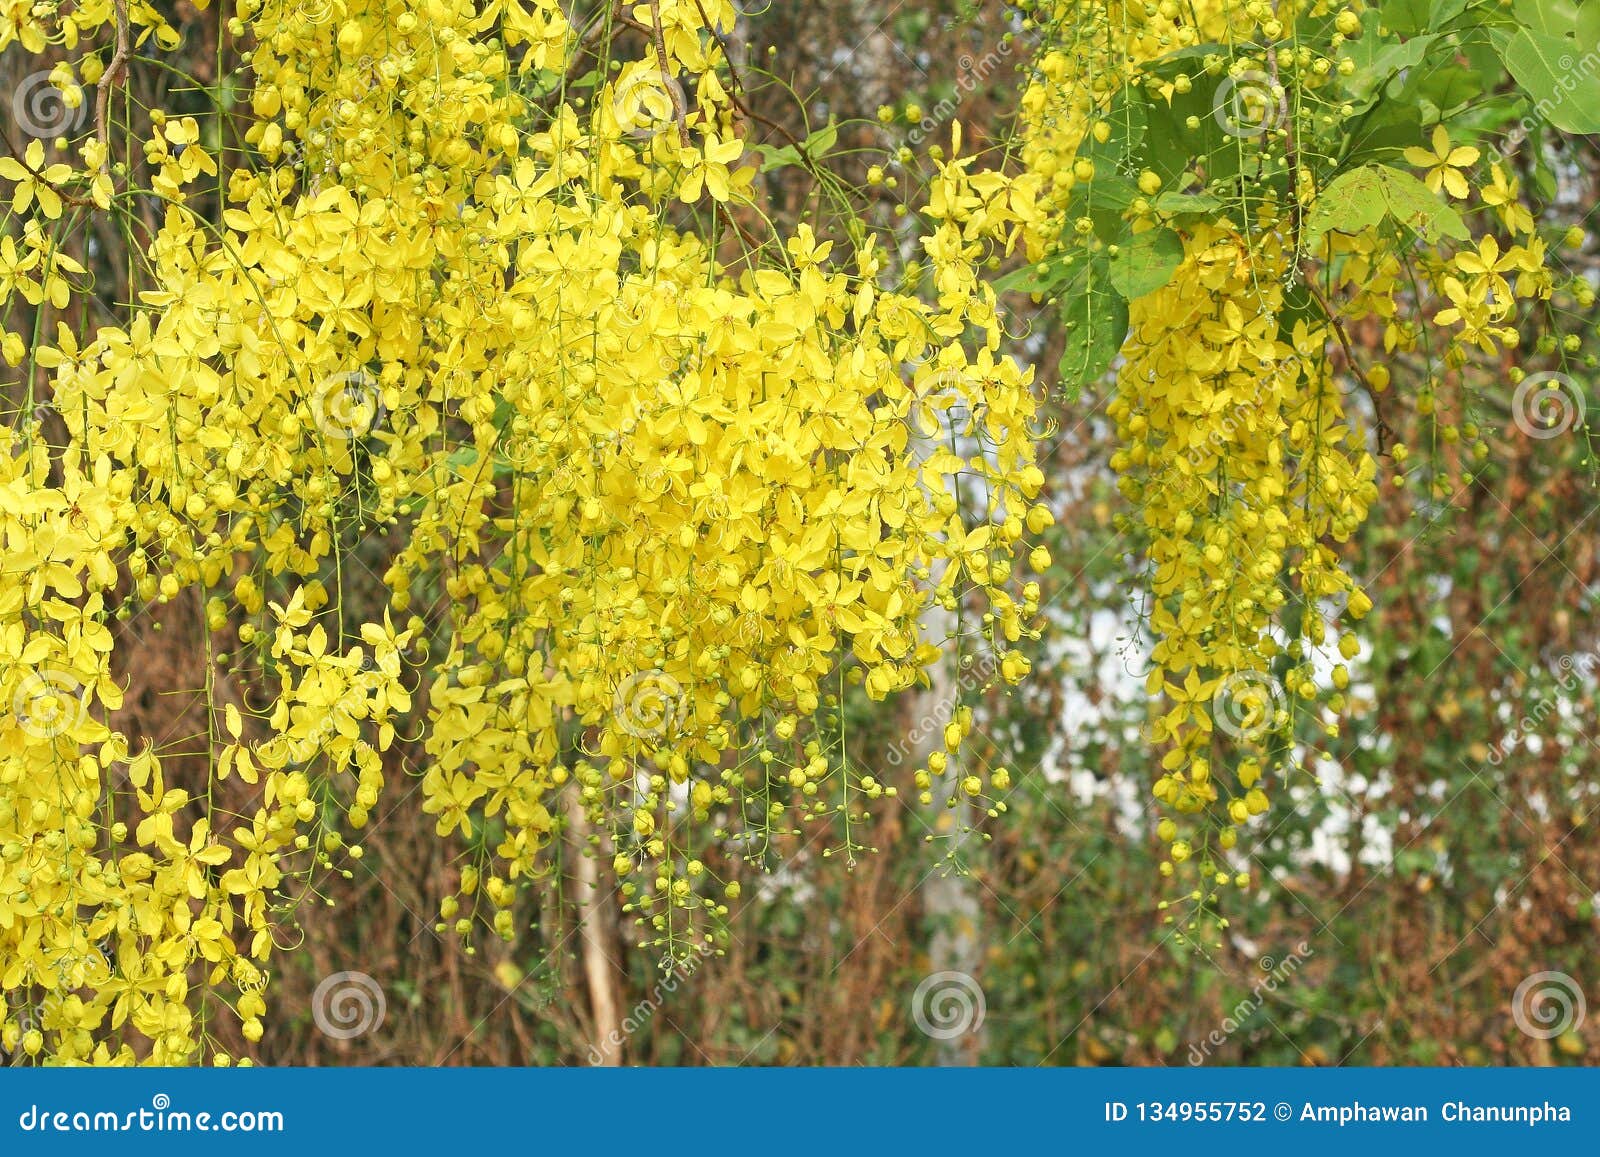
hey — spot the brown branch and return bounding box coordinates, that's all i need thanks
[96,0,131,153]
[688,0,743,94]
[1305,275,1396,456]
[0,141,94,209]
[646,0,691,147]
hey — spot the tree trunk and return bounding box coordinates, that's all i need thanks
[566,793,623,1064]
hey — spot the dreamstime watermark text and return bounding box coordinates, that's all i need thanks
[884,650,1000,768]
[1187,942,1314,1064]
[17,1094,284,1134]
[585,942,713,1064]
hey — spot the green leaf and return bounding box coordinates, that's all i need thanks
[1064,173,1141,244]
[1341,98,1427,165]
[1513,0,1579,34]
[1306,164,1470,244]
[1077,172,1141,216]
[1279,284,1319,337]
[1381,0,1433,37]
[1142,77,1243,187]
[1530,124,1559,198]
[1580,0,1600,45]
[1414,66,1483,119]
[751,143,801,172]
[1440,92,1528,139]
[1375,166,1471,240]
[992,258,1071,295]
[1306,168,1388,239]
[1107,228,1183,299]
[1153,190,1226,215]
[1080,89,1148,164]
[1499,28,1600,132]
[1057,256,1129,394]
[751,122,838,173]
[1344,23,1438,102]
[800,121,838,159]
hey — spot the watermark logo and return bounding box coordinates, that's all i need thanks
[1512,971,1586,1040]
[1486,651,1600,766]
[311,970,386,1039]
[310,370,386,440]
[1212,670,1283,742]
[13,73,89,138]
[613,65,683,138]
[1213,70,1286,139]
[1512,371,1585,440]
[614,669,683,742]
[911,970,986,1040]
[585,943,713,1064]
[14,667,90,740]
[50,946,111,988]
[297,0,336,24]
[884,652,999,768]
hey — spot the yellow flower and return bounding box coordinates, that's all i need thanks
[1403,125,1479,199]
[0,140,73,219]
[1481,164,1534,234]
[678,133,745,203]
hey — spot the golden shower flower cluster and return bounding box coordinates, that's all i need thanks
[0,0,1049,1062]
[1004,0,1560,930]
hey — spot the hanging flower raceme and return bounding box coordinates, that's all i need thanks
[994,0,1562,937]
[0,0,1047,1061]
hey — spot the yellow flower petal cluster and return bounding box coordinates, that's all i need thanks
[1,0,1046,1061]
[1001,0,1557,922]
[1110,222,1377,842]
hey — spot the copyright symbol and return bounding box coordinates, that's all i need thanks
[1274,1102,1291,1121]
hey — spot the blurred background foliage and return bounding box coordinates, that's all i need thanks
[8,0,1596,1065]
